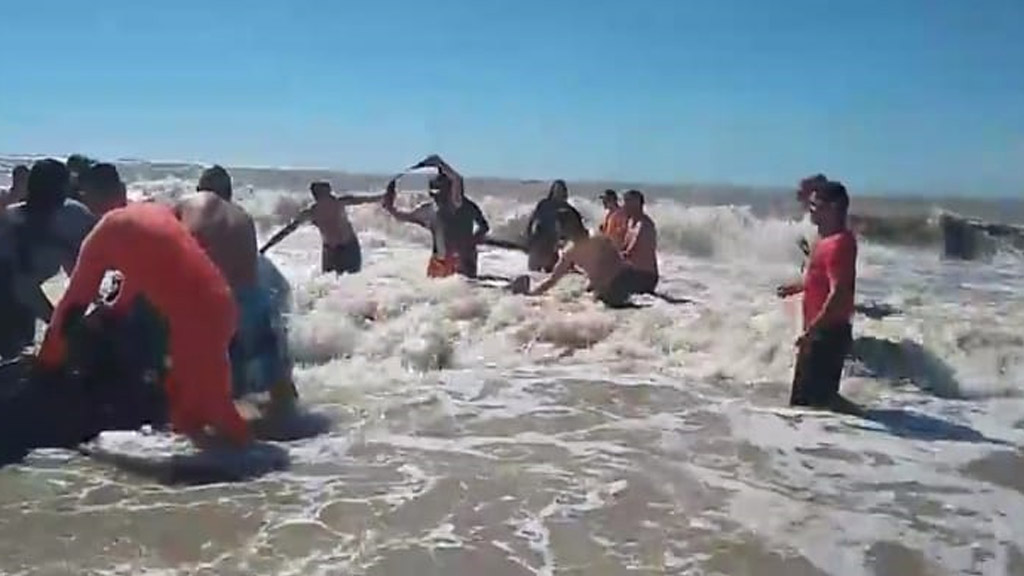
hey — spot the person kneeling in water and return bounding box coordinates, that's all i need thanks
[37,202,250,447]
[174,166,297,409]
[528,208,652,308]
[383,155,489,278]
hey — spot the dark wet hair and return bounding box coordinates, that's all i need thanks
[82,163,123,197]
[623,189,645,206]
[429,173,452,203]
[198,165,232,201]
[548,179,568,199]
[310,180,331,194]
[815,180,850,218]
[11,164,29,181]
[555,206,585,236]
[18,158,71,267]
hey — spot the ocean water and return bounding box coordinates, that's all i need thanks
[1,164,1023,575]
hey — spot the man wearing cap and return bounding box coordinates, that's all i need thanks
[383,154,490,278]
[597,189,629,250]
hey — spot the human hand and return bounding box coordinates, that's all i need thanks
[776,283,802,299]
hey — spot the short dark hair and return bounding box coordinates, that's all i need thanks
[815,180,849,216]
[27,158,70,214]
[600,189,618,201]
[623,189,645,205]
[310,180,331,194]
[555,207,585,236]
[82,163,123,196]
[198,165,232,201]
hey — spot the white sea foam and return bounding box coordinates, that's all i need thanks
[3,167,1023,576]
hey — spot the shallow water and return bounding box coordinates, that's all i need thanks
[2,173,1023,576]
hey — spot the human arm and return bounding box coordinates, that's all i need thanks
[336,193,385,207]
[414,154,465,202]
[528,249,575,296]
[621,218,650,259]
[259,207,312,254]
[470,201,490,243]
[37,227,111,368]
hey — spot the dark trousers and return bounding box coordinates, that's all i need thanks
[790,323,853,407]
[322,239,362,275]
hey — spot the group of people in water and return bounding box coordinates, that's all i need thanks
[0,152,857,458]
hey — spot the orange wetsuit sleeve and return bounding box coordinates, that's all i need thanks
[38,222,114,368]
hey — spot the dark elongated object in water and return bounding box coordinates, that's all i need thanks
[0,302,169,466]
[481,237,527,252]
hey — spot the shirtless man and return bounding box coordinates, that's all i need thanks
[620,190,659,293]
[528,208,652,308]
[259,181,382,275]
[174,166,296,407]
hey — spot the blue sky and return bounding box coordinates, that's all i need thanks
[2,0,1022,196]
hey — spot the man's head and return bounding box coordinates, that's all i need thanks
[555,206,587,240]
[797,173,828,207]
[26,158,71,215]
[549,180,569,202]
[623,189,645,218]
[429,173,453,207]
[809,180,850,229]
[198,165,233,201]
[66,154,96,196]
[81,163,127,215]
[9,164,29,201]
[310,180,332,201]
[600,189,619,210]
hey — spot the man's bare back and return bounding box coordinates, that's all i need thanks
[564,235,627,293]
[175,192,258,292]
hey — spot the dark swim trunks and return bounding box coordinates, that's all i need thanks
[790,322,852,407]
[597,267,660,308]
[322,240,362,275]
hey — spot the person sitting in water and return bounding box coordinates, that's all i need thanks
[525,180,583,272]
[620,190,659,293]
[260,180,383,275]
[776,180,857,409]
[174,166,297,408]
[528,208,653,308]
[597,189,629,249]
[0,159,98,358]
[37,202,251,447]
[80,162,128,217]
[383,154,490,278]
[1,165,29,208]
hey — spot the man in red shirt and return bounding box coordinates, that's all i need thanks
[776,181,857,407]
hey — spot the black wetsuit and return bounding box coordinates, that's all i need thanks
[526,199,583,272]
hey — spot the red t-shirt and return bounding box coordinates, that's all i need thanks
[802,229,857,329]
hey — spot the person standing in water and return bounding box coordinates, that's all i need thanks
[79,163,128,217]
[525,180,582,272]
[1,165,29,208]
[620,190,659,293]
[597,189,628,249]
[383,154,490,278]
[260,181,383,275]
[529,208,651,308]
[776,180,857,408]
[174,166,297,406]
[0,159,97,358]
[37,201,251,447]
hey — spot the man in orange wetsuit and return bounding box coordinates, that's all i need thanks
[37,202,250,446]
